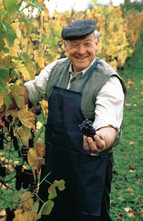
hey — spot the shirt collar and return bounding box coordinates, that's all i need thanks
[69,58,96,76]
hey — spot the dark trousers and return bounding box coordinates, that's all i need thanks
[40,152,113,221]
[100,152,113,221]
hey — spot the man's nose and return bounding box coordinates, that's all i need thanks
[77,44,86,54]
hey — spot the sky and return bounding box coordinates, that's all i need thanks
[44,0,125,14]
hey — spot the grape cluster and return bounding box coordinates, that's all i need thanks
[0,163,6,177]
[13,136,19,151]
[0,130,5,149]
[5,207,15,221]
[79,119,96,139]
[15,165,34,191]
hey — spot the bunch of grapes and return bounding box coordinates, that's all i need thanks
[0,130,5,149]
[0,163,6,177]
[5,207,15,221]
[13,136,19,151]
[79,119,96,139]
[15,165,35,191]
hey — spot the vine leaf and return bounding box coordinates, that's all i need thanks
[35,142,45,157]
[21,191,33,210]
[10,84,25,109]
[28,148,43,177]
[18,108,36,129]
[13,208,37,221]
[17,126,30,146]
[37,200,54,219]
[34,50,45,70]
[48,180,65,200]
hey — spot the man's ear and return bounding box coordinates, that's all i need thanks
[95,38,99,50]
[63,40,67,51]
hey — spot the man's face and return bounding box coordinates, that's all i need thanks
[64,33,98,74]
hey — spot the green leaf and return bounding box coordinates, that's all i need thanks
[10,69,20,79]
[55,180,65,191]
[0,82,8,96]
[0,68,10,83]
[20,12,31,30]
[4,94,12,110]
[48,185,57,200]
[28,0,43,13]
[0,10,5,16]
[3,47,9,53]
[19,52,29,63]
[48,180,65,200]
[1,18,17,47]
[0,39,5,52]
[37,200,54,219]
[6,26,17,47]
[4,0,19,12]
[19,52,36,79]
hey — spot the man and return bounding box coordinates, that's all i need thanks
[0,19,126,220]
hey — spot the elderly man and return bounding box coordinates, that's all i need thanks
[0,19,126,220]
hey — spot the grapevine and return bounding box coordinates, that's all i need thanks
[0,0,143,220]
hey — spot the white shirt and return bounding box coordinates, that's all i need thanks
[24,60,125,133]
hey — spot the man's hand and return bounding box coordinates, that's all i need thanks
[83,126,117,154]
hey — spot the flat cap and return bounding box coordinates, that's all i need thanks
[61,19,96,40]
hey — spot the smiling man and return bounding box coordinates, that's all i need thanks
[0,19,126,221]
[63,33,98,73]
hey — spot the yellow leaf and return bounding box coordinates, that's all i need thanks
[18,108,36,129]
[36,121,42,129]
[127,212,135,217]
[126,80,134,88]
[126,187,133,192]
[16,126,30,146]
[124,206,132,213]
[118,196,124,201]
[0,209,6,216]
[25,60,36,80]
[5,109,18,118]
[34,50,45,70]
[14,209,37,221]
[18,66,32,81]
[40,100,48,116]
[10,85,25,109]
[28,148,43,171]
[0,90,4,109]
[21,191,33,210]
[13,208,23,221]
[129,141,135,146]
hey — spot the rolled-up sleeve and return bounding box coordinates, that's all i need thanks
[24,60,57,104]
[93,76,125,133]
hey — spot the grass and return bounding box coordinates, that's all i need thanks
[110,32,143,220]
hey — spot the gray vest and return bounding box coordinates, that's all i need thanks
[46,57,126,120]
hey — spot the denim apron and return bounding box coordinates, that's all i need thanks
[39,61,109,220]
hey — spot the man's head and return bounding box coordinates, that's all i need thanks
[61,19,99,74]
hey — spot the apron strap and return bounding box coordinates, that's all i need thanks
[80,58,98,93]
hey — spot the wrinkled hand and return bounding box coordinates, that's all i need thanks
[83,126,117,154]
[83,131,106,154]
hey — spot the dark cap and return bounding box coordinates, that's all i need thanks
[61,19,96,40]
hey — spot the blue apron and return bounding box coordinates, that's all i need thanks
[39,61,109,220]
